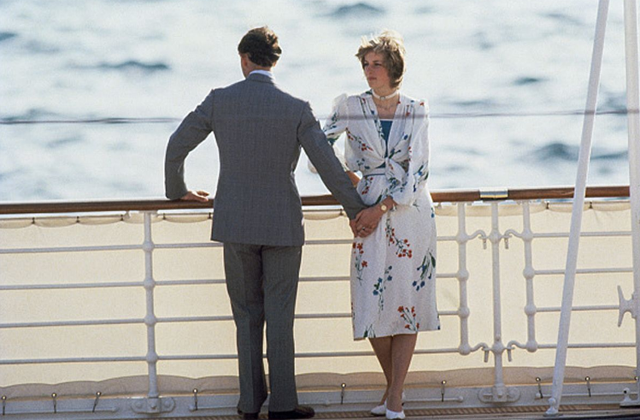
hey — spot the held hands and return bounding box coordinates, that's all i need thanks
[180,190,210,203]
[351,206,384,238]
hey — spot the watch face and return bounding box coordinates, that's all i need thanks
[380,203,388,212]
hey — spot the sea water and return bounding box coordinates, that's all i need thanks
[0,0,633,202]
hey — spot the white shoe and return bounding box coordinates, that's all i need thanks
[370,402,386,416]
[372,392,406,417]
[385,409,405,420]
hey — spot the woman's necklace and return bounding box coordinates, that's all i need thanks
[371,89,398,101]
[375,100,397,111]
[372,89,399,112]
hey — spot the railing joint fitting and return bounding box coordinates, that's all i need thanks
[536,377,544,399]
[92,391,102,413]
[51,393,57,414]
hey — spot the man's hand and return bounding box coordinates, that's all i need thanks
[353,206,384,237]
[180,190,210,202]
[349,218,358,236]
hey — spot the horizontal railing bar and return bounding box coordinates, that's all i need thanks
[0,281,143,291]
[1,310,464,330]
[155,242,220,249]
[157,316,233,323]
[1,231,629,255]
[0,276,461,293]
[0,185,630,215]
[537,305,620,312]
[0,356,146,365]
[0,244,141,254]
[536,343,636,349]
[533,231,631,239]
[155,276,353,287]
[3,342,632,365]
[159,348,463,361]
[155,279,225,286]
[0,318,144,329]
[154,239,354,250]
[535,268,632,275]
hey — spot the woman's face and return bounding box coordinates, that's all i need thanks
[362,51,392,91]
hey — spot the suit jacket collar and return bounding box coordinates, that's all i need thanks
[247,72,275,84]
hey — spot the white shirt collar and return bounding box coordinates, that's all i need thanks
[249,69,274,80]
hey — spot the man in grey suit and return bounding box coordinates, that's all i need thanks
[165,27,371,420]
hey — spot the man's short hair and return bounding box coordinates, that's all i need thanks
[238,26,282,67]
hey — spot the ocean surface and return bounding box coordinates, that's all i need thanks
[0,0,635,202]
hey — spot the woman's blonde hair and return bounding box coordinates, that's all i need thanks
[356,30,406,89]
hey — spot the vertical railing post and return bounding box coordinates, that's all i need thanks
[479,201,518,403]
[521,202,538,353]
[623,0,640,406]
[488,202,507,402]
[547,0,610,415]
[131,211,175,414]
[143,211,159,400]
[456,203,472,355]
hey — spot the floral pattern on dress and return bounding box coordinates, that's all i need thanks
[398,306,420,332]
[352,241,367,284]
[324,91,440,340]
[414,252,436,291]
[373,265,393,311]
[385,217,412,259]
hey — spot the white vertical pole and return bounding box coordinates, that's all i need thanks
[623,0,640,403]
[546,0,610,416]
[521,202,538,352]
[489,202,507,402]
[143,212,160,401]
[456,203,472,355]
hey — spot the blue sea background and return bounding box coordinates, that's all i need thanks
[0,0,634,202]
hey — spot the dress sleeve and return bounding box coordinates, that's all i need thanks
[310,94,350,173]
[323,94,349,145]
[388,99,430,207]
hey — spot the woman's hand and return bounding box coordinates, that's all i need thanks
[347,171,361,186]
[353,197,397,237]
[354,206,384,237]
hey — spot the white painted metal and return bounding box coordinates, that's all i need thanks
[546,1,610,415]
[505,201,538,353]
[454,203,487,356]
[482,202,514,403]
[623,0,640,406]
[0,199,639,418]
[141,211,164,413]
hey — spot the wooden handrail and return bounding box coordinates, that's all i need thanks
[0,185,630,215]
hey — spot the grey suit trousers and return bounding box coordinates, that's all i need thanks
[223,242,302,413]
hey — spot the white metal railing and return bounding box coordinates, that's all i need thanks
[0,190,638,418]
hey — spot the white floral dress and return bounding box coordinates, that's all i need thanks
[324,91,440,340]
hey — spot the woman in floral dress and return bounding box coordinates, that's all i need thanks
[323,31,440,420]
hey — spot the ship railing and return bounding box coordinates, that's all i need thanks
[0,185,637,419]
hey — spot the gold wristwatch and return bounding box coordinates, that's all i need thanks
[379,203,389,213]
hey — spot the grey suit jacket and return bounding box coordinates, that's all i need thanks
[165,72,366,246]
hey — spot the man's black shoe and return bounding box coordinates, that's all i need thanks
[237,409,259,419]
[268,405,315,419]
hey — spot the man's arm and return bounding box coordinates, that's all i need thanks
[164,90,215,200]
[297,103,367,220]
